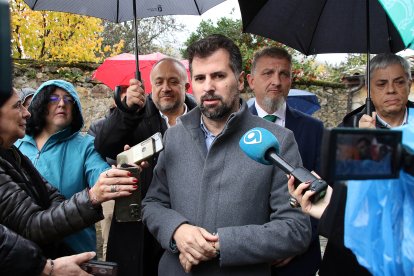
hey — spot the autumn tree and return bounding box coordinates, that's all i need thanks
[181,16,320,83]
[324,54,367,82]
[100,16,185,58]
[9,0,121,62]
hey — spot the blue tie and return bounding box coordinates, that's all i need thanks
[263,114,277,122]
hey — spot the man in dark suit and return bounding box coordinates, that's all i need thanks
[340,53,413,129]
[247,46,324,276]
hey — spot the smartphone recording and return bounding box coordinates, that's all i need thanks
[321,128,403,182]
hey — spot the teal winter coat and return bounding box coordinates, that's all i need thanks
[16,80,110,253]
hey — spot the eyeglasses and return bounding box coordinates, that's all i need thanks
[49,95,75,105]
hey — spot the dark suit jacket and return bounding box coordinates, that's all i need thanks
[249,102,324,276]
[249,103,324,173]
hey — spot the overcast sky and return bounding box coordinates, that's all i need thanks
[175,0,413,65]
[174,0,348,65]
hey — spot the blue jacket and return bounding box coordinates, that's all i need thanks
[16,80,109,253]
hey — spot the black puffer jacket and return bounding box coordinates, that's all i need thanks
[0,224,46,276]
[0,146,103,258]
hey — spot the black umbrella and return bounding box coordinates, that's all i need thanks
[23,0,225,110]
[24,0,224,81]
[237,0,408,114]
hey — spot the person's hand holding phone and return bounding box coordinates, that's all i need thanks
[41,251,96,276]
[88,166,139,206]
[288,174,332,219]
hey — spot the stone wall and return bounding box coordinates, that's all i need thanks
[13,59,349,130]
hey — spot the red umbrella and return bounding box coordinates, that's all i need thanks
[92,52,192,93]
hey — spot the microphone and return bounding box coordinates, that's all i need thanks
[239,127,327,202]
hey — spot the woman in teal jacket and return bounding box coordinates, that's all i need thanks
[16,80,110,254]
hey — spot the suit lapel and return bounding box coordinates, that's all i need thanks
[248,103,258,116]
[285,105,298,132]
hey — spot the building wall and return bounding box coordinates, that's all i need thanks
[13,59,349,131]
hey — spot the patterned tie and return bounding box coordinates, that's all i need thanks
[263,114,277,122]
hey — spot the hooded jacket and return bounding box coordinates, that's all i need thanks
[16,80,109,253]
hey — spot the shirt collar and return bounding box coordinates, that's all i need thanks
[200,117,216,151]
[376,107,408,128]
[254,100,286,126]
[159,103,188,128]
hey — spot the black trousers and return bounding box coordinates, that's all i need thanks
[106,219,164,276]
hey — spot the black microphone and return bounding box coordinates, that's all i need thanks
[239,127,327,202]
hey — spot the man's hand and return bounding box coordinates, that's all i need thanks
[271,256,295,267]
[173,224,218,272]
[41,252,96,276]
[359,111,377,129]
[126,79,146,109]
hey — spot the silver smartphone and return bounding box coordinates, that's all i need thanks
[116,132,163,165]
[114,132,163,222]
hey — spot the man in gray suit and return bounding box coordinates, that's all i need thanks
[142,34,311,275]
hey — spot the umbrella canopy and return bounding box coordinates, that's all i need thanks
[238,0,406,55]
[378,0,414,49]
[247,89,321,115]
[23,0,225,80]
[238,0,413,115]
[286,89,321,115]
[92,52,192,93]
[23,0,225,22]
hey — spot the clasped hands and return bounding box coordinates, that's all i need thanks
[173,224,219,273]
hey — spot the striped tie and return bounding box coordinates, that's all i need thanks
[263,114,277,122]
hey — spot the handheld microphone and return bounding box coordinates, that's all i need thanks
[239,127,327,202]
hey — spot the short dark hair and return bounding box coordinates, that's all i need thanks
[251,47,292,75]
[187,34,242,76]
[26,85,82,137]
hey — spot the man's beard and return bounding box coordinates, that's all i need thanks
[199,93,237,120]
[154,96,182,114]
[262,95,285,113]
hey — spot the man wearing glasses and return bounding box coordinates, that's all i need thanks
[16,79,111,255]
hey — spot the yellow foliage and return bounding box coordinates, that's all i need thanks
[10,0,115,62]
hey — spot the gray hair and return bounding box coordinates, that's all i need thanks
[368,53,411,85]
